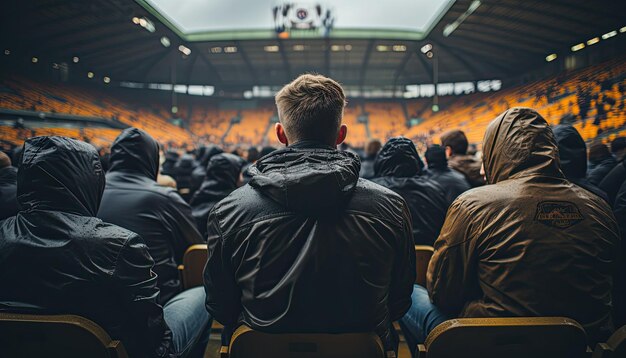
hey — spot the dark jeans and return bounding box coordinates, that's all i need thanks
[164,286,212,358]
[399,285,450,357]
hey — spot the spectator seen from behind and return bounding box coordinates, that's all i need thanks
[587,140,616,186]
[98,128,204,304]
[440,129,485,187]
[0,136,211,358]
[359,138,382,179]
[203,74,415,354]
[424,144,471,204]
[400,108,618,352]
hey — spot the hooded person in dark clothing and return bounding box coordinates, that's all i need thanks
[588,141,617,186]
[370,137,448,245]
[441,130,485,187]
[0,136,177,357]
[552,125,609,202]
[0,151,18,220]
[204,74,414,354]
[190,153,242,237]
[98,128,204,305]
[173,154,196,201]
[424,144,471,204]
[161,150,179,177]
[191,145,224,192]
[359,139,382,179]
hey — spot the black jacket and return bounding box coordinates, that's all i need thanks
[98,128,203,304]
[190,153,241,238]
[0,166,18,220]
[424,166,471,205]
[0,136,173,358]
[600,160,626,206]
[371,137,449,246]
[588,156,617,186]
[552,125,609,202]
[160,150,179,177]
[203,142,415,350]
[191,145,224,192]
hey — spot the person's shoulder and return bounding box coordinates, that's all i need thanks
[349,178,408,217]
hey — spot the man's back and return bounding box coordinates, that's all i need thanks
[97,128,203,304]
[204,144,415,348]
[428,108,619,344]
[424,167,471,204]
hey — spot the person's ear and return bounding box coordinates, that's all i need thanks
[275,123,288,145]
[335,124,347,145]
[444,146,453,158]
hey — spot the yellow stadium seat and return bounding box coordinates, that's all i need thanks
[417,317,588,358]
[178,244,208,289]
[593,325,626,358]
[414,245,434,287]
[0,312,128,358]
[223,325,388,358]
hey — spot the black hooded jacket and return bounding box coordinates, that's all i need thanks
[203,141,415,350]
[370,137,449,245]
[600,160,626,206]
[0,136,173,358]
[173,154,196,200]
[190,153,241,237]
[552,125,609,202]
[588,156,617,187]
[0,165,18,220]
[191,145,224,192]
[424,145,471,204]
[98,128,203,304]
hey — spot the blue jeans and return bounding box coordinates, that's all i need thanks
[164,286,212,358]
[399,285,450,357]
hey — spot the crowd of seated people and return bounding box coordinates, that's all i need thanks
[0,73,625,358]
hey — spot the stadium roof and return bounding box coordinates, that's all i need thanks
[2,0,625,92]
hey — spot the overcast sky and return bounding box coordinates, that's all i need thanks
[147,0,454,33]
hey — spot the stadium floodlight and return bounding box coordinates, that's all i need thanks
[420,44,433,54]
[4,49,10,55]
[545,53,557,62]
[601,30,617,39]
[264,45,280,52]
[426,51,434,58]
[103,76,111,84]
[210,47,223,53]
[376,45,389,52]
[331,45,342,52]
[293,44,305,51]
[621,26,626,33]
[178,45,191,56]
[393,45,407,52]
[87,71,94,78]
[160,36,170,47]
[132,17,140,24]
[586,37,600,46]
[224,46,237,53]
[344,44,352,51]
[443,0,481,37]
[31,57,38,63]
[571,43,585,52]
[72,56,79,63]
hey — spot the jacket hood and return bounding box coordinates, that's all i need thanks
[552,124,587,179]
[17,136,105,216]
[204,153,242,188]
[248,146,360,212]
[190,153,242,205]
[199,145,224,167]
[108,127,159,180]
[483,107,562,184]
[374,137,423,177]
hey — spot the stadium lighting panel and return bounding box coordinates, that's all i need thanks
[571,43,585,52]
[178,45,191,55]
[31,57,38,63]
[292,44,305,51]
[601,30,617,39]
[586,37,600,46]
[4,49,10,55]
[136,0,456,41]
[545,54,557,62]
[160,36,171,47]
[621,26,626,33]
[72,56,79,63]
[264,45,280,52]
[421,44,433,53]
[87,72,94,78]
[103,76,111,83]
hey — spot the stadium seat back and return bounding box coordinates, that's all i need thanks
[0,312,128,358]
[418,317,588,358]
[179,243,208,289]
[593,325,626,358]
[414,245,434,286]
[226,325,387,358]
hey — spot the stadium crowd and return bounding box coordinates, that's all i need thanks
[1,74,626,357]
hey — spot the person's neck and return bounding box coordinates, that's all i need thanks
[289,140,335,150]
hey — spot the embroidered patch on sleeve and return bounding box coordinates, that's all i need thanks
[534,201,584,229]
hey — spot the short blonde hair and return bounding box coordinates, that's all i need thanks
[275,74,346,144]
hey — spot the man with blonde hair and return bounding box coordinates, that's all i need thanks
[204,74,415,353]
